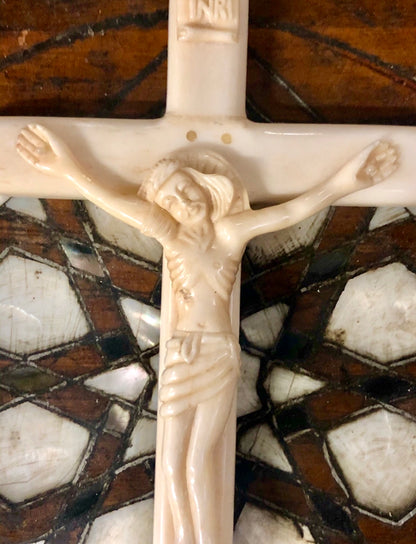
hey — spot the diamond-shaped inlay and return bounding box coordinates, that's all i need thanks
[106,402,131,433]
[265,366,325,404]
[61,239,104,276]
[327,408,416,520]
[0,255,90,354]
[1,364,62,393]
[0,402,90,502]
[326,263,416,363]
[241,303,289,350]
[238,423,292,472]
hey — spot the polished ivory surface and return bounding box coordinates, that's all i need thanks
[17,123,397,544]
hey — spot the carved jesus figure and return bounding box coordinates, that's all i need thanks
[17,124,397,544]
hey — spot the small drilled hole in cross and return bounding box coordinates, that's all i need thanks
[221,133,232,144]
[186,130,197,142]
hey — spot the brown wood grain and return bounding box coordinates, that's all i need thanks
[1,0,415,123]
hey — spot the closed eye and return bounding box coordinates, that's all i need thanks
[178,185,198,201]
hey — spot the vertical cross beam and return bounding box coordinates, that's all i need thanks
[158,4,249,542]
[166,0,248,117]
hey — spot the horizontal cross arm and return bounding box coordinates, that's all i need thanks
[1,117,415,207]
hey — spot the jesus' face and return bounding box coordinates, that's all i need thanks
[155,171,209,225]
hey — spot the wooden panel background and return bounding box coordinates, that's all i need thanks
[1,0,415,124]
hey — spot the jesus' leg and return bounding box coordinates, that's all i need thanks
[162,410,195,544]
[186,382,237,544]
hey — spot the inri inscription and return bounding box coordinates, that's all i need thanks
[178,0,239,42]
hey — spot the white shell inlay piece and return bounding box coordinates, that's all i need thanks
[238,423,292,473]
[0,254,90,354]
[86,202,163,263]
[369,206,409,230]
[265,367,325,404]
[124,416,157,461]
[121,297,161,350]
[247,209,328,265]
[0,402,90,503]
[6,197,47,221]
[85,363,150,401]
[86,498,154,544]
[234,504,315,543]
[326,263,416,363]
[237,351,261,417]
[241,303,289,350]
[327,408,416,519]
[61,240,104,277]
[105,403,131,433]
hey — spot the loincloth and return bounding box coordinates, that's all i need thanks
[159,332,240,417]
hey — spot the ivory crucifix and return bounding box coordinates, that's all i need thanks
[1,1,415,544]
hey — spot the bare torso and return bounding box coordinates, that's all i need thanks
[165,224,242,333]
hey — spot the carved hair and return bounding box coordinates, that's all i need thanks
[138,150,250,221]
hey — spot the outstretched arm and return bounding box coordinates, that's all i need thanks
[224,140,398,246]
[17,124,177,242]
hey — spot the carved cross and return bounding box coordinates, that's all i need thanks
[0,2,414,544]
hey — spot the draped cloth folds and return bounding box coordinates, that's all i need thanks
[160,331,240,418]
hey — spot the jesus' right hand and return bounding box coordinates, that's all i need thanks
[17,124,82,181]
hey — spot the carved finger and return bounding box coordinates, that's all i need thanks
[16,143,38,166]
[21,127,45,148]
[374,151,388,162]
[17,133,41,156]
[28,123,65,156]
[380,163,397,179]
[27,123,51,142]
[375,145,397,164]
